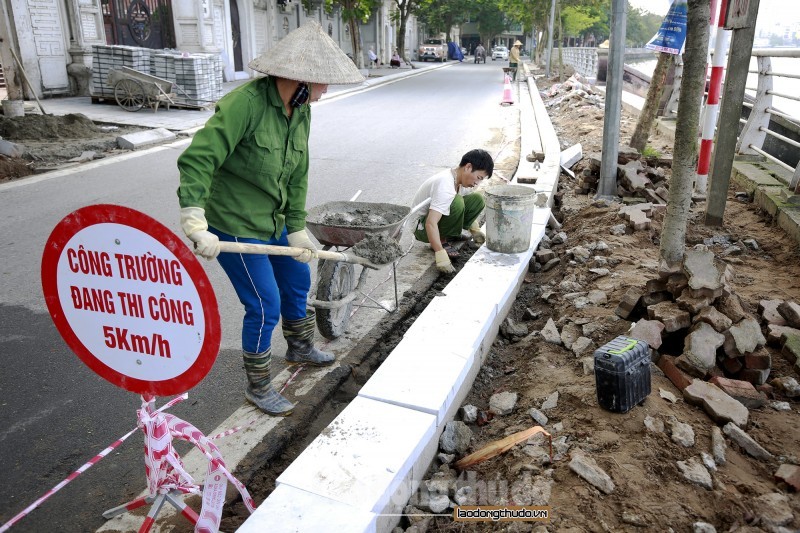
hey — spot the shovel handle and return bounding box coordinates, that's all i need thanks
[217,241,379,269]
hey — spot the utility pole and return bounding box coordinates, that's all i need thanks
[0,0,22,100]
[597,0,627,199]
[705,0,761,226]
[545,0,556,77]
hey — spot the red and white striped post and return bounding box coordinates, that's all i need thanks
[695,0,732,195]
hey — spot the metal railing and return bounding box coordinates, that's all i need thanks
[740,48,800,191]
[560,45,800,192]
[560,47,598,80]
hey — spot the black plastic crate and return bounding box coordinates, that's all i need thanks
[594,335,651,413]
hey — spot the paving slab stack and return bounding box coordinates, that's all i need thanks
[91,45,223,106]
[91,45,151,100]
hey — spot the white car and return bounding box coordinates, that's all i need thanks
[492,46,509,61]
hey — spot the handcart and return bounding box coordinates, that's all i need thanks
[305,193,430,339]
[107,67,176,113]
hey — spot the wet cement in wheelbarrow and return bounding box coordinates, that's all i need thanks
[351,233,404,265]
[319,208,404,227]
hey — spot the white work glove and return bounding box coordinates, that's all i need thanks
[180,207,220,260]
[287,229,317,264]
[434,249,456,274]
[468,220,486,245]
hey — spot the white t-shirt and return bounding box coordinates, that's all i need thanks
[412,168,473,217]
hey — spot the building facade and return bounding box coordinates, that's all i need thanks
[0,0,420,99]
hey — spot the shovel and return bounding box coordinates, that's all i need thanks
[216,241,382,269]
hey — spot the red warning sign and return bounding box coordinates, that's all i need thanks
[41,204,220,396]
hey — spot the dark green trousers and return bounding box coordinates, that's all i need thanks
[414,193,485,243]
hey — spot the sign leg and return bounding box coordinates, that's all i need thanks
[138,494,166,533]
[102,495,155,519]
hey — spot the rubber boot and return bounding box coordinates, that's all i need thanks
[283,311,336,366]
[243,349,294,416]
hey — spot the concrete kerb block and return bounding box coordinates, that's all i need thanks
[116,127,176,150]
[238,484,377,533]
[276,397,437,516]
[357,341,475,424]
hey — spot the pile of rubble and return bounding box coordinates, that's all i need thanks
[574,146,672,203]
[615,248,800,410]
[540,73,604,108]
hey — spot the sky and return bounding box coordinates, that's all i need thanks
[628,0,800,28]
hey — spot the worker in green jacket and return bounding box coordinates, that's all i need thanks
[176,21,364,416]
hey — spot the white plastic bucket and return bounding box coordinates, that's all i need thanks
[2,100,24,118]
[484,184,537,253]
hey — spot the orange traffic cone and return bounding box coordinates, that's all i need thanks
[501,74,514,105]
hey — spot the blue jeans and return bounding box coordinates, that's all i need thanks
[210,227,310,354]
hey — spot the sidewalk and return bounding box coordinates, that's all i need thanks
[7,62,447,132]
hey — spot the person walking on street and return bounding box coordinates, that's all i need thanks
[474,43,486,64]
[412,149,494,274]
[509,40,522,81]
[176,22,364,416]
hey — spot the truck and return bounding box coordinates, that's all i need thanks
[418,38,447,62]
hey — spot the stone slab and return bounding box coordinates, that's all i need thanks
[683,379,749,428]
[276,396,437,514]
[116,127,176,149]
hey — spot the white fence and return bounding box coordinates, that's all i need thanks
[560,45,800,192]
[740,48,800,191]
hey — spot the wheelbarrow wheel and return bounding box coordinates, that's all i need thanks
[114,79,146,112]
[315,259,355,340]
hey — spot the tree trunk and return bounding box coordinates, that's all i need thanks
[659,0,710,268]
[0,0,23,100]
[557,2,563,81]
[348,17,364,69]
[630,52,674,151]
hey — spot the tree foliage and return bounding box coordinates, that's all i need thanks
[391,0,425,64]
[626,4,663,47]
[561,5,601,38]
[416,0,470,39]
[313,0,381,68]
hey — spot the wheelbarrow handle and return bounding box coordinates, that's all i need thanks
[216,241,379,269]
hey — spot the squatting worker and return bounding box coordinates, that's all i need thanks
[176,22,364,416]
[509,40,522,81]
[411,149,494,274]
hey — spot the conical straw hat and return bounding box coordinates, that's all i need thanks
[248,21,364,85]
[514,40,523,47]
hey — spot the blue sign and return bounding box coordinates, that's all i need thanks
[645,0,688,55]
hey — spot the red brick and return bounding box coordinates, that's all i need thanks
[719,357,743,375]
[736,368,771,386]
[756,383,774,398]
[707,366,725,379]
[657,355,692,391]
[744,350,772,370]
[710,376,767,408]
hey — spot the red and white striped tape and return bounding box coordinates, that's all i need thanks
[137,395,256,532]
[696,0,732,194]
[0,394,188,533]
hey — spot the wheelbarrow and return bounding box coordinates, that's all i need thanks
[304,193,431,339]
[213,193,429,340]
[107,67,176,113]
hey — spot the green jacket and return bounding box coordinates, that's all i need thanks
[177,77,311,240]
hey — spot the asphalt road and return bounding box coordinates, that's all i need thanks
[0,60,516,532]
